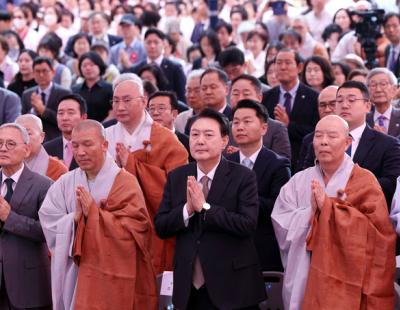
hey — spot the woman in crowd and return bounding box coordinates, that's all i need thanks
[245,30,268,78]
[90,43,120,84]
[8,49,37,98]
[333,8,354,35]
[193,30,221,69]
[301,56,335,92]
[260,59,279,88]
[138,64,169,91]
[66,33,91,85]
[331,61,351,86]
[322,23,342,59]
[266,41,284,63]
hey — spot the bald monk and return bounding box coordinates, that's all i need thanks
[105,73,188,273]
[39,120,157,310]
[16,114,67,181]
[272,115,396,310]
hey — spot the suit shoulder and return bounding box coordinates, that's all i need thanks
[372,128,400,145]
[167,162,195,178]
[29,169,53,187]
[261,147,291,167]
[43,136,62,148]
[22,86,36,97]
[226,159,255,177]
[53,84,72,94]
[298,83,319,98]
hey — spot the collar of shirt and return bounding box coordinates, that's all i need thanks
[218,103,227,114]
[391,43,400,54]
[38,82,53,96]
[349,122,366,143]
[239,145,262,167]
[196,158,220,186]
[92,34,109,44]
[119,110,153,138]
[122,38,139,50]
[1,163,24,186]
[81,79,104,90]
[279,79,300,99]
[374,104,392,123]
[147,55,163,66]
[62,135,71,150]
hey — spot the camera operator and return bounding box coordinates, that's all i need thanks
[383,13,400,77]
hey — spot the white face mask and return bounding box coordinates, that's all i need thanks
[44,14,57,27]
[13,18,26,30]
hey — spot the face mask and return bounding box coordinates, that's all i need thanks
[13,18,26,30]
[44,14,57,27]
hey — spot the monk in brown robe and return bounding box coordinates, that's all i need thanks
[105,73,188,274]
[16,114,67,181]
[39,120,157,310]
[272,115,396,310]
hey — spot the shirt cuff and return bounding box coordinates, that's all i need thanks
[183,203,193,227]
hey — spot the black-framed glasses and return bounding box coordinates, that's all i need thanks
[0,140,26,150]
[336,96,368,105]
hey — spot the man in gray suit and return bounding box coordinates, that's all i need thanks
[21,57,71,141]
[228,74,291,160]
[0,123,52,310]
[366,67,400,137]
[0,89,20,125]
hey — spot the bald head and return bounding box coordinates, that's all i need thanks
[15,114,45,157]
[72,119,105,140]
[318,86,339,119]
[316,115,349,136]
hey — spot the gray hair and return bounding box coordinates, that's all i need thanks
[113,73,144,95]
[15,114,43,132]
[0,123,30,144]
[187,69,205,83]
[72,119,106,139]
[366,67,397,85]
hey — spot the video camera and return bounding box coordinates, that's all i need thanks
[351,9,385,69]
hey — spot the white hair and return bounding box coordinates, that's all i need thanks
[187,69,205,83]
[0,123,30,144]
[112,73,144,95]
[72,119,106,139]
[366,67,398,85]
[15,114,43,132]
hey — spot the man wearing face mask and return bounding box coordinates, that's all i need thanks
[12,8,40,52]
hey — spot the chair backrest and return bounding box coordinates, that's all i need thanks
[259,271,285,310]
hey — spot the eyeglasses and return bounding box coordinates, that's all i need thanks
[0,140,26,150]
[33,69,51,75]
[336,96,368,105]
[318,100,336,109]
[148,105,169,114]
[111,96,143,106]
[368,80,391,89]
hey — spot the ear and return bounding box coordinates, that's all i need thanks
[82,113,88,120]
[221,135,229,150]
[297,62,304,74]
[344,135,352,150]
[39,131,45,144]
[172,109,178,119]
[261,122,268,136]
[23,144,31,159]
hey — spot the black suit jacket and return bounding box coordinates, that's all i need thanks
[155,159,266,309]
[175,131,194,162]
[366,107,400,138]
[302,125,400,206]
[227,148,291,271]
[0,167,53,308]
[64,33,123,57]
[128,58,187,102]
[384,45,400,78]
[43,136,78,170]
[261,83,319,170]
[21,84,71,141]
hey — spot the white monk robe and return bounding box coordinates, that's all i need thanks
[105,111,153,158]
[38,155,120,310]
[271,154,354,310]
[390,177,400,235]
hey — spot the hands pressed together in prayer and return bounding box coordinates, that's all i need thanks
[186,176,206,216]
[0,196,11,222]
[115,143,129,168]
[274,105,289,127]
[75,186,95,222]
[30,92,46,116]
[311,180,327,212]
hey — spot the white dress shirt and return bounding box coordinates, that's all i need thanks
[349,123,366,158]
[1,163,24,196]
[147,55,163,66]
[239,145,262,170]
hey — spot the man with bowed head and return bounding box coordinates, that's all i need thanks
[272,115,396,309]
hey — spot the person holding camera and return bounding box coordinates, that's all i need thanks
[383,13,400,77]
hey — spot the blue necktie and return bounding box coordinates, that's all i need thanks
[284,92,292,115]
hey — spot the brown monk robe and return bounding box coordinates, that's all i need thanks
[124,122,188,274]
[46,156,68,180]
[302,165,396,310]
[73,169,158,310]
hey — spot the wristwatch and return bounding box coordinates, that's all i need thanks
[202,202,211,210]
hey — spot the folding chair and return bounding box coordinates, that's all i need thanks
[259,271,284,310]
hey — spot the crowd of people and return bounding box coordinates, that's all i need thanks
[1,0,400,309]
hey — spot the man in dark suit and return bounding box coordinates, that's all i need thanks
[0,123,52,309]
[303,81,400,206]
[147,90,191,158]
[383,13,400,77]
[155,109,266,309]
[366,67,400,137]
[21,57,71,141]
[127,28,187,102]
[261,48,319,170]
[230,74,291,160]
[44,94,88,171]
[228,100,291,271]
[0,88,21,125]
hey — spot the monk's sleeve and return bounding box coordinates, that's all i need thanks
[163,138,188,173]
[390,177,400,235]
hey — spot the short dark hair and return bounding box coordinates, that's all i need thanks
[144,27,165,40]
[276,47,303,65]
[322,23,342,42]
[0,36,9,53]
[230,5,248,20]
[348,68,369,81]
[279,29,302,45]
[200,67,229,85]
[186,44,201,61]
[57,93,88,115]
[143,80,158,97]
[332,61,351,80]
[231,74,262,95]
[78,51,106,77]
[0,10,12,21]
[38,33,63,59]
[301,56,335,89]
[383,12,400,27]
[232,99,269,123]
[140,10,161,28]
[337,80,369,100]
[148,90,179,110]
[219,47,245,67]
[71,32,91,58]
[191,108,230,137]
[246,30,268,49]
[215,19,233,34]
[198,30,221,58]
[33,56,53,69]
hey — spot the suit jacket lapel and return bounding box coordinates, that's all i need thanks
[353,126,374,165]
[8,166,33,212]
[46,85,56,107]
[252,147,269,183]
[291,84,306,119]
[207,158,231,205]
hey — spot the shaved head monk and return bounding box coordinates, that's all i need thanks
[39,120,157,310]
[272,115,396,310]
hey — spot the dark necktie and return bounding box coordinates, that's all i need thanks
[4,178,14,203]
[389,48,397,73]
[346,134,353,156]
[284,92,292,115]
[41,92,46,106]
